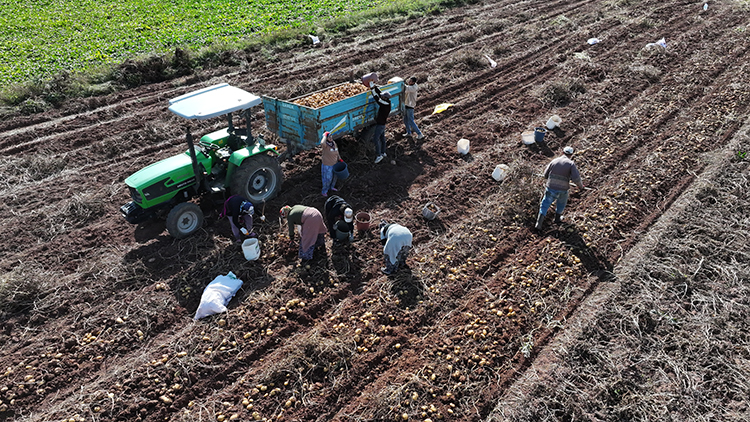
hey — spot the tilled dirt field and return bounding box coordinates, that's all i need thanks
[1,0,749,421]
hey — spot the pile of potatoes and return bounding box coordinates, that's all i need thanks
[294,82,369,108]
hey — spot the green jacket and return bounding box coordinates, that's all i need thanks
[287,205,307,238]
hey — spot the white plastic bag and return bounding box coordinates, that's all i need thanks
[194,272,243,320]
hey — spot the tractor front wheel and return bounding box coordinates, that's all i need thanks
[231,154,283,203]
[166,202,204,239]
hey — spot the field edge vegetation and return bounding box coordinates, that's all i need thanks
[0,0,476,115]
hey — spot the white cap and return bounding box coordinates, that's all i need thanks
[563,146,575,155]
[344,208,353,223]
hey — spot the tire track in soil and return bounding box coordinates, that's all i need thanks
[3,1,749,421]
[85,28,736,420]
[0,0,597,160]
[0,89,173,142]
[489,113,750,422]
[327,5,750,419]
[428,0,709,142]
[0,0,596,155]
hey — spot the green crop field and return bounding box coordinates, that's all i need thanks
[0,0,403,87]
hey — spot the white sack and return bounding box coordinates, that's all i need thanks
[194,272,243,320]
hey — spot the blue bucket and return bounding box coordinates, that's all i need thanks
[534,127,547,144]
[333,161,349,180]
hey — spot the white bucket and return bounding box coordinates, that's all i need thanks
[521,131,535,145]
[546,115,562,130]
[242,238,261,261]
[492,164,510,182]
[457,138,470,155]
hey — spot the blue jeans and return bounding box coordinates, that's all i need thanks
[539,188,569,215]
[321,164,338,195]
[403,107,422,137]
[372,124,386,156]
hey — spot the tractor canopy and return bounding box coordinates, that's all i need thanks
[168,83,262,120]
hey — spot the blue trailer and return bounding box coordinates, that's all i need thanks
[262,77,405,155]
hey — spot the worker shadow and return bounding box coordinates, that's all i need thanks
[293,250,334,296]
[330,239,368,294]
[269,129,431,217]
[221,264,275,314]
[551,224,615,280]
[551,127,566,139]
[392,140,436,167]
[422,216,448,235]
[387,267,425,309]
[458,152,475,163]
[524,142,555,158]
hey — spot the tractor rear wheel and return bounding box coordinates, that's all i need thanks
[231,154,283,203]
[166,202,204,239]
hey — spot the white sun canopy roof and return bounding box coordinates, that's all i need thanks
[168,83,262,120]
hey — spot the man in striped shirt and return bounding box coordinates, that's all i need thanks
[535,146,584,230]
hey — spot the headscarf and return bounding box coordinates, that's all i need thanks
[280,205,292,218]
[379,220,392,240]
[324,131,334,147]
[240,201,254,215]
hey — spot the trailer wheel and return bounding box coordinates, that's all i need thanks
[231,154,284,203]
[166,202,204,239]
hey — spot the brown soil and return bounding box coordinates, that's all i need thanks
[1,0,749,421]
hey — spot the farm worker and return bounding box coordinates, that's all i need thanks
[402,76,425,140]
[324,195,354,242]
[535,146,584,230]
[219,195,255,242]
[379,220,413,275]
[320,131,342,197]
[280,205,327,261]
[371,87,392,164]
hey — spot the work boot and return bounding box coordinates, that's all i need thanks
[554,213,563,224]
[535,212,545,230]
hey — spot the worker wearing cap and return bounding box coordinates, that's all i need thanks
[370,85,392,164]
[535,146,584,230]
[324,195,355,242]
[280,205,327,261]
[320,131,342,197]
[379,220,412,275]
[220,195,255,242]
[402,76,425,140]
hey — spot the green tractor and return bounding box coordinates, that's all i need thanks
[120,83,284,238]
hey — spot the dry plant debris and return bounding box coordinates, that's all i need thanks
[1,0,750,421]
